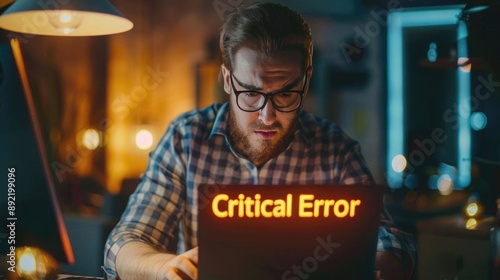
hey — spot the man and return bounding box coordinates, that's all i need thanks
[104,2,416,279]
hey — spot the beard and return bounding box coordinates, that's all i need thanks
[228,106,299,167]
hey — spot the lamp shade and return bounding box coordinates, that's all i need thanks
[0,0,133,36]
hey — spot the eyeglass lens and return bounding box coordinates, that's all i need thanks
[237,92,301,112]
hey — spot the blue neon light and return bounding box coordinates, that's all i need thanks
[387,6,469,189]
[457,20,471,188]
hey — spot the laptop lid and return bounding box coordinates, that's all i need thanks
[197,184,383,280]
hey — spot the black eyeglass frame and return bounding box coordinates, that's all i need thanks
[229,71,308,113]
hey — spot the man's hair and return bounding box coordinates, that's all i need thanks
[220,1,313,71]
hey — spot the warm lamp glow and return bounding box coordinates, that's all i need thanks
[135,129,154,150]
[466,202,479,216]
[463,198,483,218]
[16,246,59,280]
[463,193,484,220]
[81,128,101,150]
[18,249,36,273]
[48,10,83,35]
[465,218,477,230]
[0,0,133,36]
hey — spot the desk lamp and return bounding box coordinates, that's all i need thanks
[0,0,133,36]
[0,1,133,279]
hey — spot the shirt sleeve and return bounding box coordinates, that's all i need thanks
[338,140,375,185]
[377,212,417,279]
[340,141,417,279]
[103,123,187,278]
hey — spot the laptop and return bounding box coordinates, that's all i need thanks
[197,184,384,280]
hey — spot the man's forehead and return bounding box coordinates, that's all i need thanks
[233,47,303,76]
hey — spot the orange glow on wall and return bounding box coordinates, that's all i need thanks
[102,1,222,194]
[105,27,198,193]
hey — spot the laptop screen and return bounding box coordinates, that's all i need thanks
[197,184,383,280]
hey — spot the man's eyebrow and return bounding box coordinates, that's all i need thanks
[234,74,304,92]
[279,75,304,91]
[234,77,262,91]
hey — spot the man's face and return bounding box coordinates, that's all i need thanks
[221,47,311,167]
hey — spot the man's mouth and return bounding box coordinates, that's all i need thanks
[254,130,277,140]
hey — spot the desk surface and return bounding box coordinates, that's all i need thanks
[58,274,103,280]
[417,214,493,239]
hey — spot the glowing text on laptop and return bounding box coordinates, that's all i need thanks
[211,194,361,218]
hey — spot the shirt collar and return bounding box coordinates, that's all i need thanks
[208,102,230,140]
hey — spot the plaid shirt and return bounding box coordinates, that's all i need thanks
[104,102,416,278]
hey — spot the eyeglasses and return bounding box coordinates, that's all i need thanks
[230,71,307,113]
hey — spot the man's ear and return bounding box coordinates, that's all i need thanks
[221,65,231,95]
[304,66,313,96]
[307,66,313,79]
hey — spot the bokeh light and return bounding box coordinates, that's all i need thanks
[391,154,407,173]
[470,112,487,131]
[135,129,154,150]
[82,129,100,150]
[437,174,453,196]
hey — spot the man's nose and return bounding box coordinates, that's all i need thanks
[258,99,277,125]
